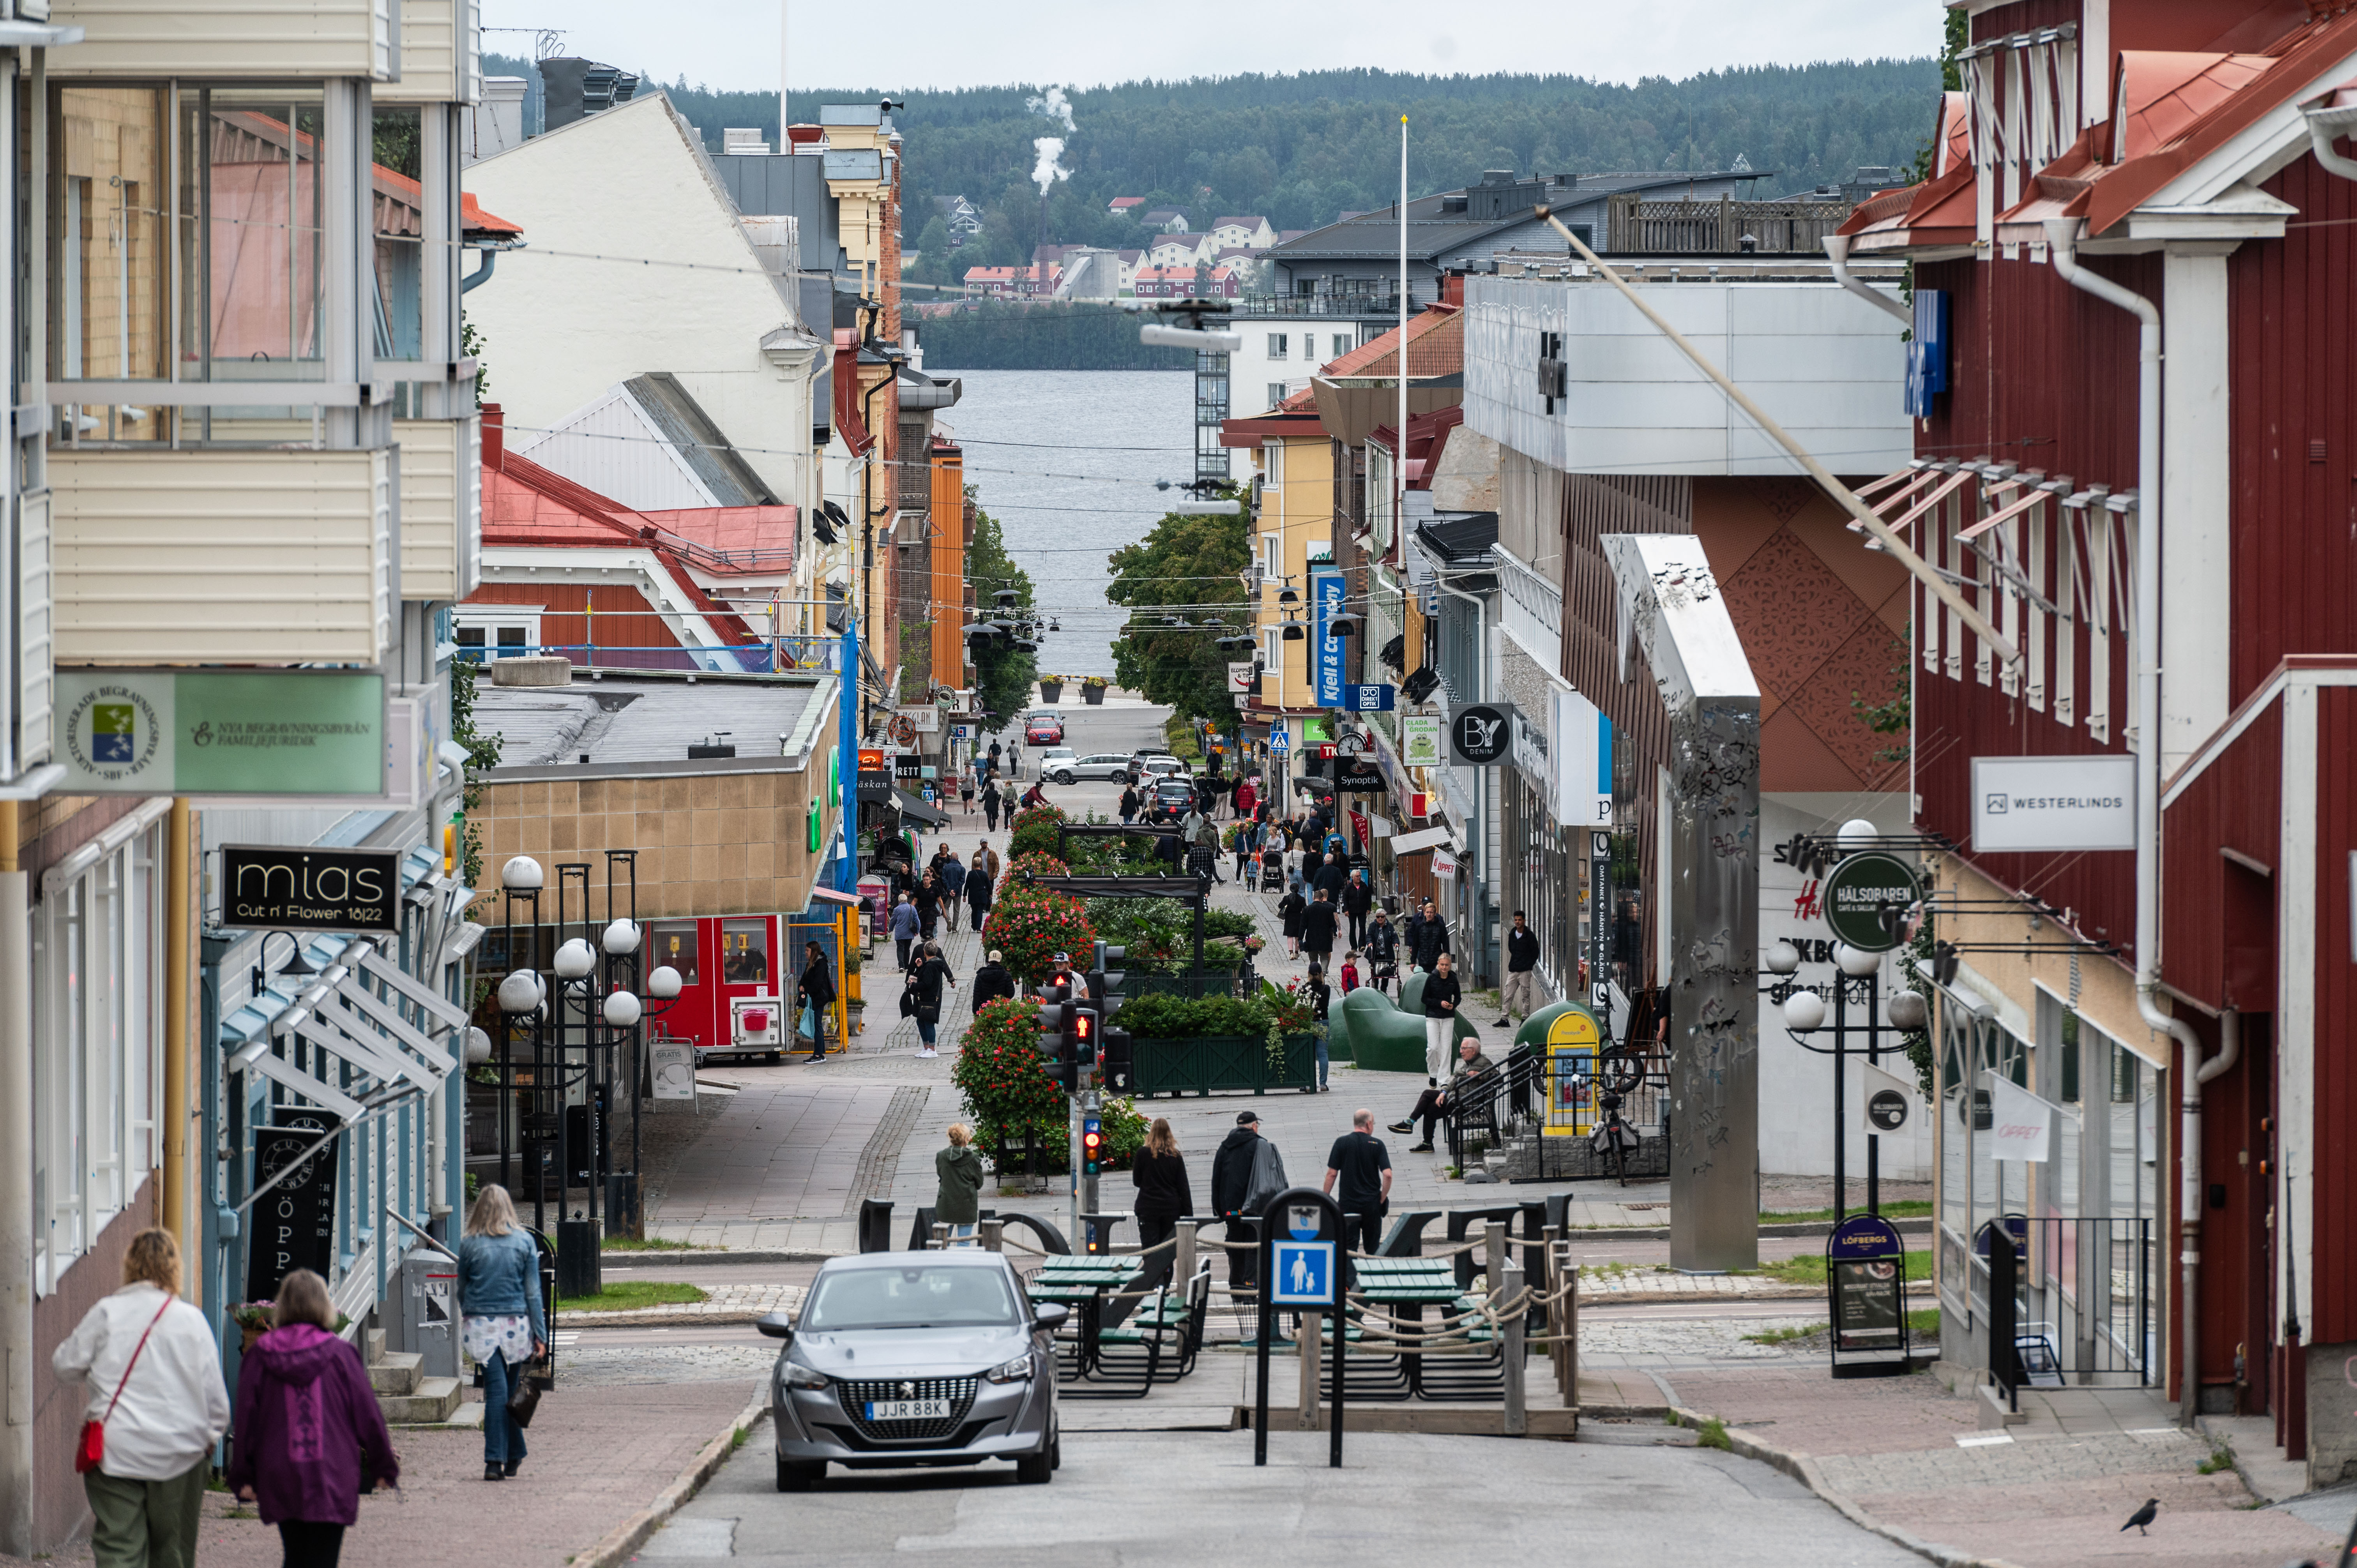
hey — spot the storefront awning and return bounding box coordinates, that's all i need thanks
[229,936,469,1116]
[895,788,949,826]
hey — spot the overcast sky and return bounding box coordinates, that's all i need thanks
[478,0,1941,93]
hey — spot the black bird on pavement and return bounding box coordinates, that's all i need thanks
[2121,1498,2159,1535]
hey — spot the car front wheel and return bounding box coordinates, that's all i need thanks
[1015,1440,1053,1485]
[776,1458,823,1492]
[1052,771,1074,785]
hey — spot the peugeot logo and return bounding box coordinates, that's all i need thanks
[899,1381,915,1399]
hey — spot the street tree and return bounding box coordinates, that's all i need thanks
[965,489,1037,733]
[1104,487,1253,727]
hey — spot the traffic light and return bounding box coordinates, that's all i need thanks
[1080,1116,1104,1178]
[1099,1027,1133,1093]
[1035,989,1080,1090]
[1072,1005,1098,1067]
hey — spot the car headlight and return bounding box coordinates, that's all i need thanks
[780,1361,829,1391]
[984,1354,1033,1384]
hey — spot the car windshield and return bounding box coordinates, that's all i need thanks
[800,1264,1019,1331]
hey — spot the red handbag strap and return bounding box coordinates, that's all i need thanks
[97,1298,174,1429]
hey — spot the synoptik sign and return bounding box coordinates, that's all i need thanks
[220,844,403,933]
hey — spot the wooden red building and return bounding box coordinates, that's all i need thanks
[1838,0,2357,1479]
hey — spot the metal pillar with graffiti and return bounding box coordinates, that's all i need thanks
[1604,533,1761,1275]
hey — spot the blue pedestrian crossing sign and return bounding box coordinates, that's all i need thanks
[1269,1240,1337,1307]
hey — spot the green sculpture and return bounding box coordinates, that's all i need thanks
[1328,971,1479,1074]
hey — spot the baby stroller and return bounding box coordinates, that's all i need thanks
[1370,959,1401,996]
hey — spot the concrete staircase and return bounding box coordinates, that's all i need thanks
[365,1330,463,1423]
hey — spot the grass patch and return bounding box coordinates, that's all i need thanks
[1760,1201,1935,1225]
[731,1425,751,1452]
[1695,1416,1732,1451]
[600,1236,701,1253]
[1755,1250,1933,1288]
[2198,1439,2236,1476]
[1742,1322,1828,1346]
[555,1280,708,1314]
[1907,1307,1941,1337]
[1160,717,1203,761]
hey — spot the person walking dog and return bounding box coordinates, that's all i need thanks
[53,1227,228,1568]
[456,1183,547,1482]
[228,1268,401,1566]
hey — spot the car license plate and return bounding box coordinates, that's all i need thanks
[865,1397,949,1421]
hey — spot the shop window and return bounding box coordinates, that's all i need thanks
[720,919,769,984]
[31,819,164,1295]
[650,921,699,985]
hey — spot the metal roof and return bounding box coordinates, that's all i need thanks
[1272,170,1772,262]
[624,374,777,505]
[1413,512,1499,565]
[476,678,828,774]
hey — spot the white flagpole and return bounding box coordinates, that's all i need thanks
[1398,115,1408,540]
[778,0,790,148]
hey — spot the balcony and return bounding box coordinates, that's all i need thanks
[1233,294,1402,320]
[1603,194,1852,256]
[51,448,394,665]
[396,415,481,602]
[48,0,396,78]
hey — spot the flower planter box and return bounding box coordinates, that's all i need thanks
[1131,1033,1316,1097]
[1039,681,1063,703]
[1082,684,1106,706]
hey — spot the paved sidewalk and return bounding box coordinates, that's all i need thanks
[1656,1368,2339,1566]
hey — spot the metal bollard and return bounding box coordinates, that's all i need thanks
[1298,1311,1322,1428]
[1502,1259,1527,1436]
[979,1218,1004,1253]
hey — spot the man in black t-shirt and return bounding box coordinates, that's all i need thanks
[1322,1109,1394,1256]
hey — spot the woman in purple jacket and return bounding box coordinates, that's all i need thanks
[229,1268,399,1568]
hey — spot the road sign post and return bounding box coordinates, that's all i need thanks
[1254,1186,1349,1469]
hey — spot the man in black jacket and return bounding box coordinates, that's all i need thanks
[1300,889,1340,971]
[1341,870,1374,948]
[1500,909,1540,1026]
[1210,1112,1270,1300]
[970,950,1017,1014]
[1363,910,1401,994]
[1411,899,1451,972]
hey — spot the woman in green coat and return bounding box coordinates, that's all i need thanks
[934,1123,985,1238]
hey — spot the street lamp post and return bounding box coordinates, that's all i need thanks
[1776,942,1928,1221]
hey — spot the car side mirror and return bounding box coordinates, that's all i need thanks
[1032,1302,1071,1333]
[754,1310,795,1340]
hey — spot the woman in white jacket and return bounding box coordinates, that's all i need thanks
[53,1228,230,1568]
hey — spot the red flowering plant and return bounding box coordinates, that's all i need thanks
[1008,804,1067,861]
[1000,851,1069,895]
[981,881,1096,987]
[952,999,1072,1167]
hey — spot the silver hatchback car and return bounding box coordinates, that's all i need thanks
[756,1252,1065,1490]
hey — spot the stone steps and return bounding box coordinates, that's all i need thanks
[380,1376,465,1424]
[367,1351,423,1397]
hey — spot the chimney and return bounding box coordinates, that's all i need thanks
[482,402,505,470]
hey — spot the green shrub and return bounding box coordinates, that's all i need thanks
[980,882,1095,986]
[1009,805,1067,860]
[1115,992,1274,1040]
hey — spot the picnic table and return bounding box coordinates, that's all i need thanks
[1026,1258,1140,1378]
[1346,1259,1480,1397]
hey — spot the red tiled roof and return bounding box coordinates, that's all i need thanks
[1320,304,1462,380]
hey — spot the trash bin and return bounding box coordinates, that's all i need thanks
[389,1247,460,1381]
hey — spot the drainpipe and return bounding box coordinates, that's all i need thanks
[2302,100,2357,182]
[0,803,29,1556]
[1823,235,1912,325]
[2177,1008,2240,1424]
[163,800,191,1284]
[2042,216,2207,1416]
[459,246,497,293]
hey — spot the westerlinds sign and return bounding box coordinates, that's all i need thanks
[220,845,403,933]
[55,671,385,795]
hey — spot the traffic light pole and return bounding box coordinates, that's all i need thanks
[1079,1087,1101,1249]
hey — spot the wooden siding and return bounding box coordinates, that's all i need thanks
[1911,251,2148,962]
[48,0,394,79]
[396,416,478,602]
[376,0,475,104]
[2229,154,2357,703]
[2312,684,2357,1344]
[50,447,390,665]
[2160,697,2281,1014]
[466,580,670,654]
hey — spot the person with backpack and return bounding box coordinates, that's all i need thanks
[229,1268,401,1563]
[53,1227,228,1568]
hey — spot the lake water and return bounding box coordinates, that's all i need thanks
[935,369,1196,680]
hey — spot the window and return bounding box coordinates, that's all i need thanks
[454,608,542,660]
[32,819,164,1295]
[1335,334,1352,358]
[1268,333,1288,359]
[1260,533,1281,581]
[720,919,769,984]
[651,922,700,985]
[1267,383,1286,409]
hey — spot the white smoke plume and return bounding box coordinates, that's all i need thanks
[1031,137,1071,195]
[1026,85,1075,195]
[1026,85,1075,131]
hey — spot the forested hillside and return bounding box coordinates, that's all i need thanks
[484,57,1940,276]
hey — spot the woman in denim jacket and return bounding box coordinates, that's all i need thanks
[456,1185,546,1481]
